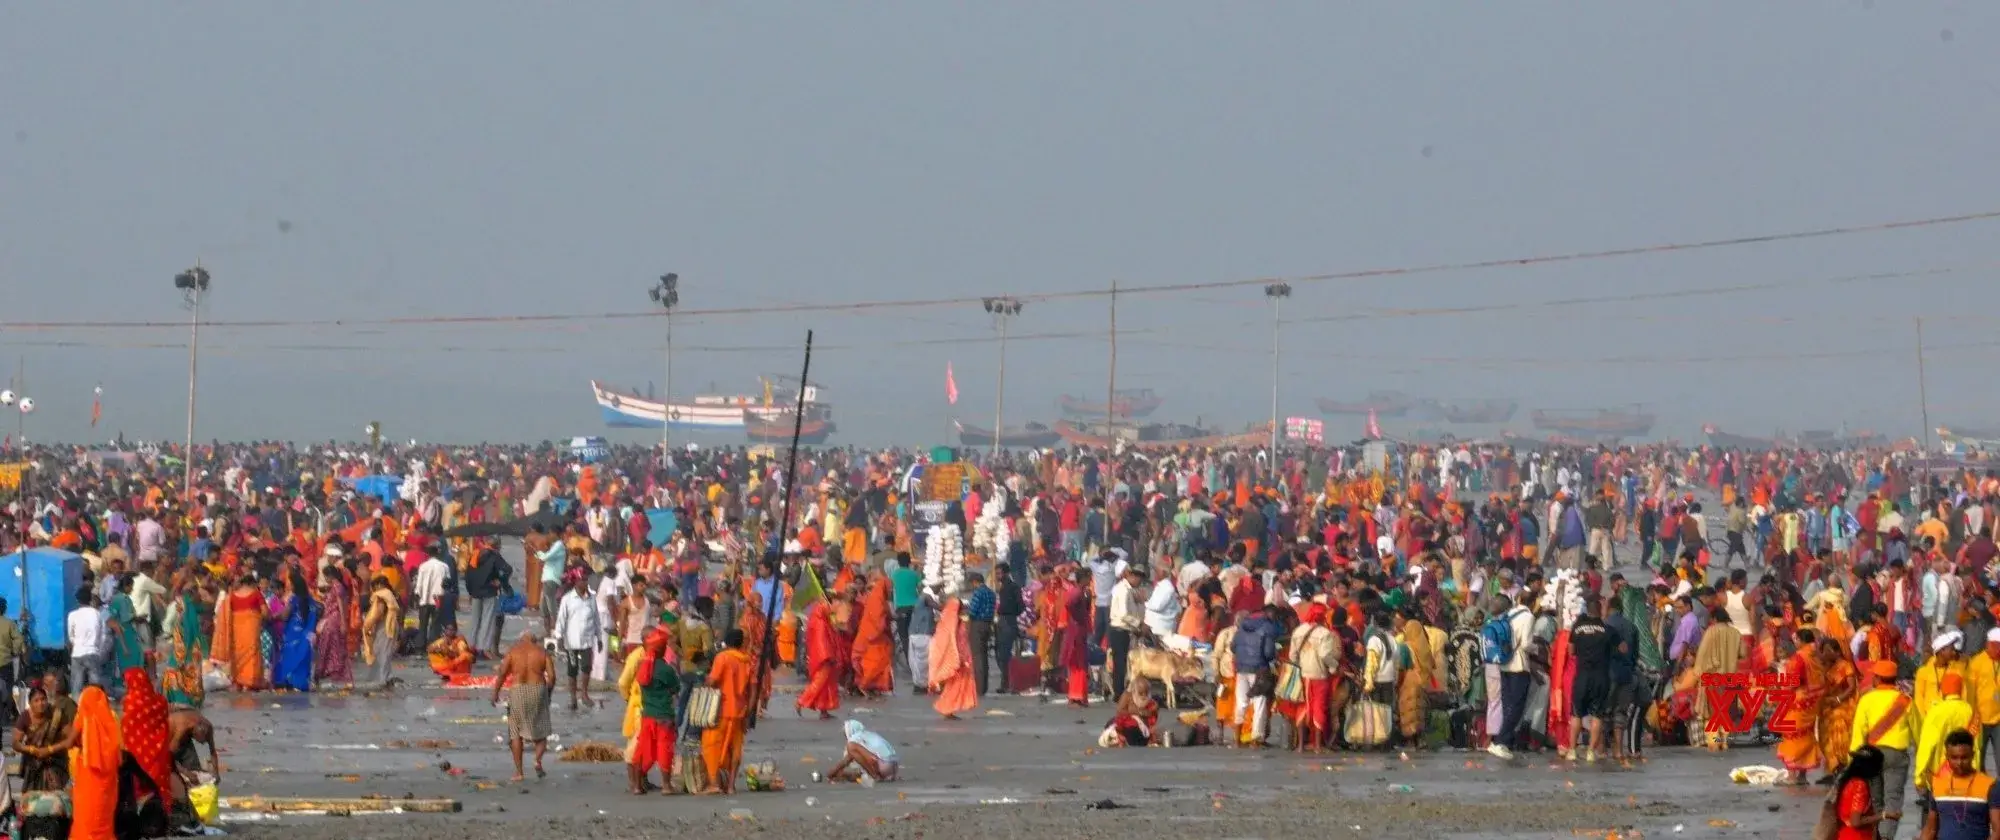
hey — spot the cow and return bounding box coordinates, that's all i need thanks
[1126,646,1212,709]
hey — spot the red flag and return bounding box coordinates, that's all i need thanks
[1365,408,1382,439]
[945,362,959,405]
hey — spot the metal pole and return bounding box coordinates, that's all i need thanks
[1107,281,1117,435]
[184,285,201,500]
[1269,296,1280,463]
[1917,316,1932,455]
[749,329,813,730]
[14,360,25,634]
[672,308,680,456]
[993,314,1007,458]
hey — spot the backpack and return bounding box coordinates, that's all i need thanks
[1480,612,1514,666]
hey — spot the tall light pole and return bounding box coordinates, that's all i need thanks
[175,265,211,500]
[1264,282,1291,467]
[649,273,680,459]
[3,379,34,636]
[982,297,1023,457]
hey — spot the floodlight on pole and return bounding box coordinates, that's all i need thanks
[1264,282,1291,464]
[980,297,1024,457]
[650,273,681,459]
[175,264,211,500]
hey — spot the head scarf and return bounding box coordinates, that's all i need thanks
[122,668,173,791]
[635,625,675,685]
[75,685,121,775]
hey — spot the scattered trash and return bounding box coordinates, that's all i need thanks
[1672,825,1684,834]
[220,813,281,823]
[1387,784,1415,794]
[449,717,505,725]
[305,744,381,751]
[980,797,1022,805]
[798,755,817,764]
[895,812,923,821]
[728,808,754,821]
[1766,804,1781,813]
[1045,787,1078,795]
[473,782,498,791]
[1084,799,1125,810]
[1729,766,1785,786]
[558,741,624,763]
[326,774,362,783]
[858,775,876,789]
[985,709,1015,717]
[1706,819,1736,829]
[810,772,824,783]
[853,707,878,714]
[804,797,819,807]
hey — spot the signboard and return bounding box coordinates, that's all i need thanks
[921,462,970,502]
[0,462,23,491]
[1284,417,1324,444]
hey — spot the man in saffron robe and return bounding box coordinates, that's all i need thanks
[852,573,896,697]
[702,629,754,795]
[930,594,979,719]
[427,622,475,684]
[796,599,844,719]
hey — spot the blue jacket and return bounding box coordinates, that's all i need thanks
[1231,616,1280,672]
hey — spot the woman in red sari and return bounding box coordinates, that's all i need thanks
[739,591,773,712]
[795,596,845,719]
[852,574,896,698]
[122,668,175,800]
[1063,568,1094,706]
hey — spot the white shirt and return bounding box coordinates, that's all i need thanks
[1143,579,1181,637]
[130,573,167,620]
[133,519,166,562]
[68,606,105,658]
[1366,631,1400,686]
[413,556,451,607]
[554,589,600,651]
[1108,579,1144,632]
[1502,605,1534,673]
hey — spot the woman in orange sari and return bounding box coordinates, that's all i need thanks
[1817,637,1861,778]
[68,685,120,840]
[929,596,979,719]
[212,574,268,691]
[1775,631,1825,783]
[852,575,896,697]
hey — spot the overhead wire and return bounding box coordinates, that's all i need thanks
[3,207,1997,332]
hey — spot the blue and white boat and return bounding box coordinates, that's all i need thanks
[590,379,831,431]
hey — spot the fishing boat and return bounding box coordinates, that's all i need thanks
[1501,430,1618,450]
[1056,389,1164,419]
[954,419,1062,448]
[1052,419,1273,451]
[743,410,836,445]
[1317,391,1413,416]
[1705,425,1888,451]
[1439,399,1518,424]
[589,377,831,431]
[1530,407,1655,437]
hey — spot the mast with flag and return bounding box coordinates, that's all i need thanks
[90,384,102,428]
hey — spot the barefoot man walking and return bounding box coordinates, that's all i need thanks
[491,627,556,782]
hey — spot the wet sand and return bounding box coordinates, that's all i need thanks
[212,661,1801,840]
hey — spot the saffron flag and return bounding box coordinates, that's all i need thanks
[1365,408,1382,440]
[945,362,959,405]
[90,385,102,428]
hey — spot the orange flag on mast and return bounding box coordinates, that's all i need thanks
[90,385,102,428]
[945,362,959,405]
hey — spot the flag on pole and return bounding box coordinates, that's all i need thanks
[90,384,102,428]
[1365,408,1382,439]
[789,562,826,615]
[945,362,959,405]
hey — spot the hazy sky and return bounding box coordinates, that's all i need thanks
[4,2,1998,447]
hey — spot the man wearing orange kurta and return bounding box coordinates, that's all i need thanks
[703,629,754,795]
[852,575,896,697]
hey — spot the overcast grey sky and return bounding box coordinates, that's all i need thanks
[3,2,1998,447]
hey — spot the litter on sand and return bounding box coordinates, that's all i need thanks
[985,709,1015,717]
[1728,766,1785,786]
[558,741,624,763]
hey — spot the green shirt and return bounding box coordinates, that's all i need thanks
[890,566,922,609]
[639,660,682,721]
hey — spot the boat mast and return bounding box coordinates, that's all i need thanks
[1107,279,1117,437]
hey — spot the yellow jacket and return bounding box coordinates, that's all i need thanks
[1915,696,1979,789]
[1914,657,1969,719]
[1966,652,2000,726]
[1852,686,1920,753]
[617,648,645,739]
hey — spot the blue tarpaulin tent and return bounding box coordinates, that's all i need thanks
[645,508,679,547]
[0,547,86,649]
[344,475,405,502]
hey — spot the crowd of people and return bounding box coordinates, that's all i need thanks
[7,437,2000,838]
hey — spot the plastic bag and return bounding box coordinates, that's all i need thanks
[1730,765,1785,786]
[189,784,220,825]
[203,662,231,693]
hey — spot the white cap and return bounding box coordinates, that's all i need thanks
[1933,631,1963,653]
[1985,628,2000,645]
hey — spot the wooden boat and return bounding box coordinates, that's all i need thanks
[1530,407,1655,437]
[1938,426,2000,454]
[1056,389,1164,419]
[1052,419,1273,451]
[1501,431,1619,450]
[1704,425,1888,451]
[1317,391,1413,416]
[742,411,835,445]
[1440,399,1518,424]
[954,419,1062,448]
